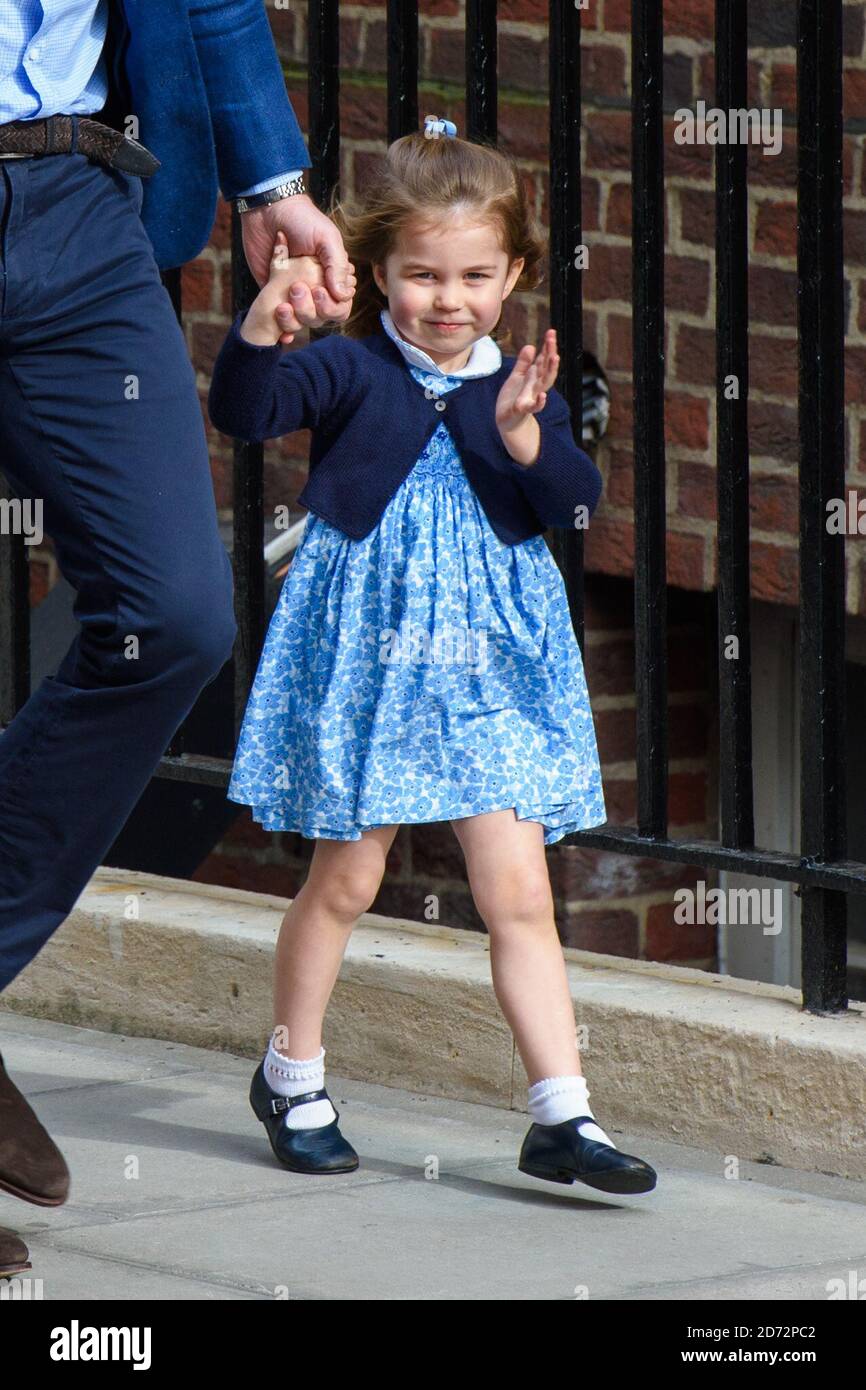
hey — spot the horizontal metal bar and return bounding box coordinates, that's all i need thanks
[561,827,866,895]
[152,754,233,789]
[147,751,866,897]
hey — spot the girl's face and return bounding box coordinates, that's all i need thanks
[371,215,525,371]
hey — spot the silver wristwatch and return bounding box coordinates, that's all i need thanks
[235,172,307,214]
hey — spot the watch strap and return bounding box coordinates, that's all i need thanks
[235,172,307,213]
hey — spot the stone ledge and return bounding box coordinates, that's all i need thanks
[2,867,865,1178]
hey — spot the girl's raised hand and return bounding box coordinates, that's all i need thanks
[495,329,560,436]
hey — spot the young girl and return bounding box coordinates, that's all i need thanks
[208,118,656,1195]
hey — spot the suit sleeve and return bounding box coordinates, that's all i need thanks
[187,0,312,199]
[207,313,357,442]
[499,387,603,530]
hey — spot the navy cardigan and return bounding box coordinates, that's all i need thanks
[208,310,604,545]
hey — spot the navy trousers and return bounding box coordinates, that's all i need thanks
[0,153,237,990]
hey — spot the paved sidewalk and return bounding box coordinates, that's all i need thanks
[2,1012,865,1301]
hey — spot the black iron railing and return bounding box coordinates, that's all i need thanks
[2,1,863,1014]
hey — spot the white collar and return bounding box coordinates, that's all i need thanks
[379,308,502,379]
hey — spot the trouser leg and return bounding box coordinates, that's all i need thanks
[0,153,237,989]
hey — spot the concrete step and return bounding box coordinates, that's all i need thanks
[2,866,865,1180]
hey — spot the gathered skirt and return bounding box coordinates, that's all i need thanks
[227,420,608,844]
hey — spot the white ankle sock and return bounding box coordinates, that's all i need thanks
[264,1039,337,1130]
[527,1074,616,1147]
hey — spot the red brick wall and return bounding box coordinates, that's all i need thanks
[188,0,866,618]
[588,0,866,613]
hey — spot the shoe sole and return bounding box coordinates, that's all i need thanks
[0,1261,32,1280]
[518,1161,657,1194]
[263,1128,360,1176]
[0,1174,69,1208]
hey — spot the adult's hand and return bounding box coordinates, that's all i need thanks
[240,194,356,340]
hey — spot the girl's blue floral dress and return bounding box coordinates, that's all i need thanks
[227,308,607,845]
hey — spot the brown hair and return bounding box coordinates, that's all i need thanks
[325,127,546,350]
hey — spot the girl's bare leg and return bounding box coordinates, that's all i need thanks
[449,811,657,1190]
[272,825,400,1058]
[450,809,582,1085]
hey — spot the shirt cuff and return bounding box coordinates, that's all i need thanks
[233,169,305,199]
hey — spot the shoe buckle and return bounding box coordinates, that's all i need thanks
[269,1087,326,1117]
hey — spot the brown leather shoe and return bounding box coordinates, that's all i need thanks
[0,1052,70,1206]
[0,1226,32,1279]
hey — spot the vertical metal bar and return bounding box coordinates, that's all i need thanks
[387,0,418,143]
[230,209,266,740]
[797,0,848,1012]
[715,0,754,848]
[548,0,586,650]
[308,0,341,359]
[631,0,667,836]
[0,479,30,723]
[231,0,341,735]
[308,0,341,208]
[160,266,182,322]
[466,0,497,145]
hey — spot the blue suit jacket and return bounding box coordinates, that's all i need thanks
[100,0,312,270]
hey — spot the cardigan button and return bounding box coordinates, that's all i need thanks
[434,399,446,411]
[424,387,435,399]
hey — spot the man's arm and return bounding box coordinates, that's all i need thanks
[187,0,311,200]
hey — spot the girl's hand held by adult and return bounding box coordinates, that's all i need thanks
[239,231,339,347]
[495,329,560,467]
[240,196,358,339]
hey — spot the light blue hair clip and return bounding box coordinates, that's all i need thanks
[423,114,457,140]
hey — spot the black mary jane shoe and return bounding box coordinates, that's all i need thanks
[518,1113,657,1194]
[249,1061,360,1175]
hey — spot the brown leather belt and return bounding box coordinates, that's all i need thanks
[0,114,160,176]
